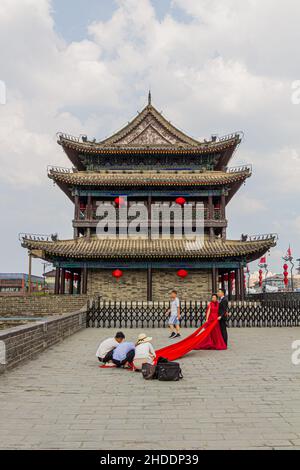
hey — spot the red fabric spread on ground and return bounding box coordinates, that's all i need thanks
[154,318,220,363]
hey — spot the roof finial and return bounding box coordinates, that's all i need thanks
[148,89,151,106]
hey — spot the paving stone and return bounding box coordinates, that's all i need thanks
[0,327,300,449]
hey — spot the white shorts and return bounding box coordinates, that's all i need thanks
[168,314,180,325]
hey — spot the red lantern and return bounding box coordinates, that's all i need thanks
[65,271,71,280]
[175,197,186,206]
[177,269,188,278]
[73,273,79,281]
[283,263,289,287]
[224,273,229,282]
[112,269,123,278]
[114,196,126,207]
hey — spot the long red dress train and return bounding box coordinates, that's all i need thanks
[100,303,227,369]
[193,301,227,350]
[154,317,226,363]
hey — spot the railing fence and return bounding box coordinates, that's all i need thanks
[86,298,300,328]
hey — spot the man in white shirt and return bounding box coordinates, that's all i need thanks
[96,331,125,363]
[166,290,181,338]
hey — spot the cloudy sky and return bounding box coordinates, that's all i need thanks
[0,0,300,276]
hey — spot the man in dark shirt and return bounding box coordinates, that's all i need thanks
[217,289,228,346]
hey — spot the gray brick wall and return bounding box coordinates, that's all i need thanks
[152,269,212,300]
[87,269,147,299]
[0,295,89,316]
[0,310,86,374]
[87,268,212,301]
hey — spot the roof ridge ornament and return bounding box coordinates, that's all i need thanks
[148,89,151,106]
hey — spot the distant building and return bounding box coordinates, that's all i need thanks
[44,269,56,293]
[252,273,300,292]
[0,273,44,295]
[292,274,300,291]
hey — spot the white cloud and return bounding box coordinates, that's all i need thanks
[0,0,300,272]
[230,194,267,215]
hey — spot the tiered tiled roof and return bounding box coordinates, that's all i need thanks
[58,103,241,170]
[22,236,276,262]
[48,169,251,188]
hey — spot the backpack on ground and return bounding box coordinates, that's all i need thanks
[156,361,183,381]
[142,363,157,380]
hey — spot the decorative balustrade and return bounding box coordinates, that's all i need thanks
[226,164,252,174]
[19,233,58,242]
[241,233,278,242]
[56,132,80,142]
[217,131,243,142]
[47,165,73,176]
[78,205,223,222]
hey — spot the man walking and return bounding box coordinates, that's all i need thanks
[217,288,228,346]
[166,290,181,338]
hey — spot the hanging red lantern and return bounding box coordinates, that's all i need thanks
[112,269,123,278]
[73,273,79,281]
[175,197,186,206]
[114,196,126,207]
[230,271,235,281]
[283,263,289,287]
[177,269,188,278]
[65,271,71,280]
[224,273,229,282]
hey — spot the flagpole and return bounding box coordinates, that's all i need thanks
[291,258,294,292]
[258,256,268,294]
[283,245,294,292]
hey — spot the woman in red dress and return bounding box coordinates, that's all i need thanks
[194,294,227,350]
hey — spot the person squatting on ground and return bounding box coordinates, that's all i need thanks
[112,340,135,368]
[133,333,156,370]
[96,331,125,363]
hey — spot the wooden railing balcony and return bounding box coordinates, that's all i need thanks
[76,207,224,222]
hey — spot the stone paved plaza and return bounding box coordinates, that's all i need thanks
[0,327,300,450]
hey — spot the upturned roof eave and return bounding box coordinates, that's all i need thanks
[21,237,276,263]
[48,170,250,187]
[58,137,240,156]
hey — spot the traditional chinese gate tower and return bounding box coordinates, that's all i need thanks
[21,94,276,300]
